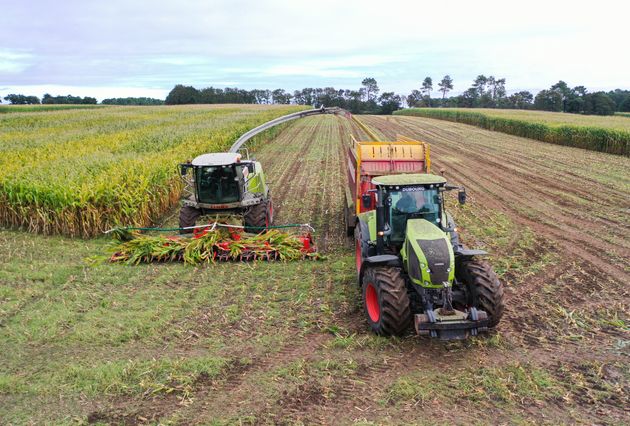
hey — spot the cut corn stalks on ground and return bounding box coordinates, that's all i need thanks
[109,225,322,265]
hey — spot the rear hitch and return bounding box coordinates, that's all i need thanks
[415,307,489,340]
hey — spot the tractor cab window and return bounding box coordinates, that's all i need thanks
[388,187,441,242]
[196,165,240,204]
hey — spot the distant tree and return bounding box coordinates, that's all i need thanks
[459,87,479,108]
[472,75,488,98]
[607,89,630,111]
[271,89,291,104]
[250,89,270,104]
[506,91,534,109]
[534,89,563,112]
[345,90,363,113]
[406,89,424,107]
[438,75,453,99]
[564,85,587,113]
[583,92,616,115]
[378,92,401,115]
[361,77,379,102]
[421,77,433,105]
[3,94,40,104]
[489,77,507,106]
[550,80,572,112]
[573,85,588,97]
[620,96,630,112]
[165,85,200,104]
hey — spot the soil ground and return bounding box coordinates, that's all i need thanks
[1,114,628,425]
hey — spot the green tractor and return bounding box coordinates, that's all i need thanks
[178,152,273,232]
[355,174,505,340]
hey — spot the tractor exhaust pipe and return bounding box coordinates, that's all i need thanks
[375,188,385,255]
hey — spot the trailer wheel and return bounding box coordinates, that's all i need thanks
[458,260,505,327]
[362,266,411,336]
[179,206,201,234]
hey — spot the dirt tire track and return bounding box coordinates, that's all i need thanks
[176,332,333,424]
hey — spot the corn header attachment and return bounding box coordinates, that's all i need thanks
[108,221,321,265]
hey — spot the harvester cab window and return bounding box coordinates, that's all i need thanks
[196,165,240,204]
[389,187,440,242]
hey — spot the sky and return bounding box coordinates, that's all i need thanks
[1,0,628,101]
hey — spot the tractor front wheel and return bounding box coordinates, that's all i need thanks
[361,266,411,336]
[244,198,272,231]
[179,206,201,234]
[458,260,505,328]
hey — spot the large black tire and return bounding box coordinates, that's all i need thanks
[244,197,272,231]
[179,206,201,234]
[362,266,411,336]
[458,260,505,328]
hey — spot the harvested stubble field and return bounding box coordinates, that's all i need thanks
[1,110,629,425]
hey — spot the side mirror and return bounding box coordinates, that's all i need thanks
[180,164,191,176]
[361,194,372,209]
[458,190,467,205]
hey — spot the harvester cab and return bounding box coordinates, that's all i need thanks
[178,152,273,232]
[355,173,505,340]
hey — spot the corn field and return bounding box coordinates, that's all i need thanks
[0,105,305,237]
[395,108,630,156]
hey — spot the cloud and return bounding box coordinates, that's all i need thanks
[0,0,628,97]
[0,49,33,73]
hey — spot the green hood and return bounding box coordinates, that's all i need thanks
[402,219,455,288]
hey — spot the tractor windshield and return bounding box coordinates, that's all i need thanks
[388,187,441,242]
[196,165,240,204]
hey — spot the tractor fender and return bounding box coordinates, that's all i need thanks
[359,255,402,285]
[356,219,373,284]
[455,248,488,258]
[365,255,401,264]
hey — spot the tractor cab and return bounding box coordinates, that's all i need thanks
[370,174,465,246]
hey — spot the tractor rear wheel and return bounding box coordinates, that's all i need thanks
[458,260,505,327]
[362,266,411,336]
[179,206,201,234]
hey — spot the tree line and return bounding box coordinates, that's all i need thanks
[3,77,629,116]
[164,78,401,114]
[101,97,164,105]
[1,94,163,106]
[165,77,629,116]
[407,76,629,115]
